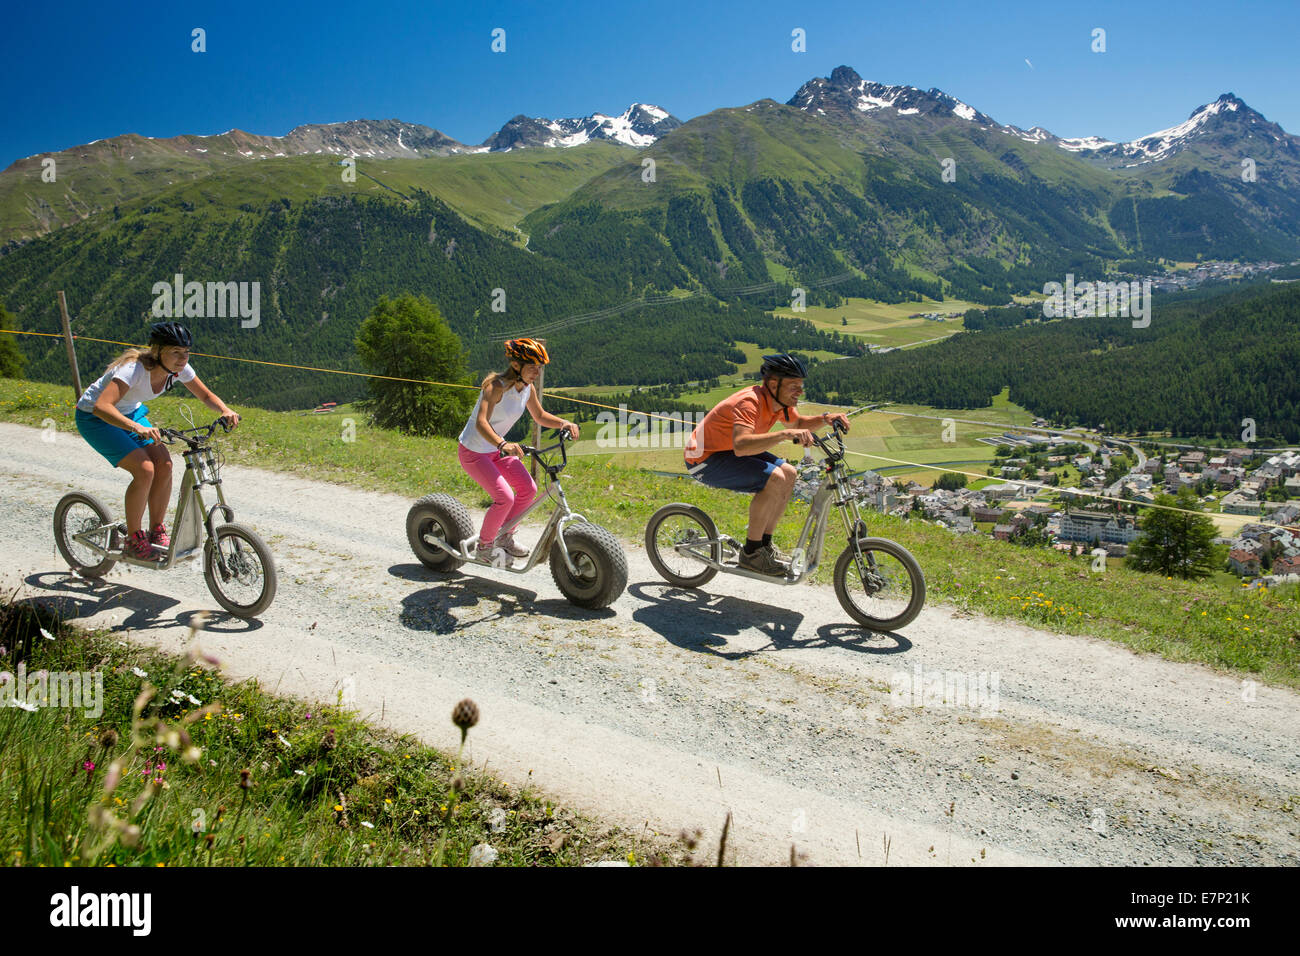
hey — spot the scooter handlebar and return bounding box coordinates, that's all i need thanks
[158,419,228,447]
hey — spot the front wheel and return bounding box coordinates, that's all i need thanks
[644,503,720,588]
[53,492,118,578]
[407,494,474,572]
[204,523,277,618]
[833,537,926,632]
[550,522,627,609]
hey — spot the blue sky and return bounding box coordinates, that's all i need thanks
[3,0,1298,167]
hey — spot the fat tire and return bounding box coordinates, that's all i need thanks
[550,522,627,609]
[53,492,117,578]
[644,503,720,588]
[204,522,277,618]
[832,537,926,632]
[407,494,474,572]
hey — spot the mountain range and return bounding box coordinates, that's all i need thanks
[5,66,1298,242]
[2,65,1298,417]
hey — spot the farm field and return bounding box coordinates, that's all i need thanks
[768,293,1043,349]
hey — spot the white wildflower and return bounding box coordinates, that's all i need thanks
[468,843,499,866]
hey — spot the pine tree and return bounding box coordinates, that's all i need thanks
[355,293,474,437]
[0,303,25,379]
[1125,490,1222,579]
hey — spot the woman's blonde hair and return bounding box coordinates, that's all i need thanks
[106,343,164,373]
[481,360,523,392]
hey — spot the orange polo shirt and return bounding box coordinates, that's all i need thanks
[684,384,794,465]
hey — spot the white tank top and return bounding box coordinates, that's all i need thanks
[458,380,533,453]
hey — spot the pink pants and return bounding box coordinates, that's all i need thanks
[458,443,538,545]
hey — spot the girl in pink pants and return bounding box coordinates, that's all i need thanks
[457,338,579,563]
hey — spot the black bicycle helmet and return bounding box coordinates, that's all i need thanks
[759,352,807,415]
[149,321,193,349]
[760,353,807,379]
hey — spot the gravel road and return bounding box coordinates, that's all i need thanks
[2,422,1297,866]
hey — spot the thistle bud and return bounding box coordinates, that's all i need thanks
[452,698,479,732]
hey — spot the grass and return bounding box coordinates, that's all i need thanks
[3,376,1299,688]
[772,295,970,348]
[770,294,1047,350]
[0,599,685,867]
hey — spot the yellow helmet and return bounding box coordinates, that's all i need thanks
[505,337,550,365]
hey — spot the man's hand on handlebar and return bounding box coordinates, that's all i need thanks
[823,412,851,433]
[786,428,816,447]
[220,410,241,430]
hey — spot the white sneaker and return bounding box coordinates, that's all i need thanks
[464,539,511,568]
[494,531,529,558]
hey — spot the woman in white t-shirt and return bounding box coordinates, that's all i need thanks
[456,338,578,563]
[74,322,240,559]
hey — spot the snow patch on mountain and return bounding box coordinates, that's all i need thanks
[1113,97,1239,162]
[1058,135,1118,151]
[482,103,680,151]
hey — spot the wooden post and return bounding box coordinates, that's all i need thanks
[57,291,82,401]
[530,338,546,480]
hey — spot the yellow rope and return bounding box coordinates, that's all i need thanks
[2,327,1267,520]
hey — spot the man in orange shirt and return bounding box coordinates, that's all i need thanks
[684,354,851,575]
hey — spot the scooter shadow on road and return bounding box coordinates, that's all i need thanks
[628,582,912,659]
[388,563,615,635]
[21,572,263,634]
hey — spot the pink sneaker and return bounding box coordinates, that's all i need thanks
[149,522,170,548]
[124,530,152,559]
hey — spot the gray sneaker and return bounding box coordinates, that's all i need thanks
[463,539,511,567]
[494,530,529,558]
[737,545,788,577]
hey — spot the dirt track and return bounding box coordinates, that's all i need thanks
[2,422,1297,865]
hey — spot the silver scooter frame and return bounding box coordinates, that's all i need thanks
[69,420,236,573]
[671,427,874,585]
[421,431,589,576]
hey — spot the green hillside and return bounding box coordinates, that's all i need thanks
[809,281,1300,443]
[0,187,855,409]
[1,142,633,247]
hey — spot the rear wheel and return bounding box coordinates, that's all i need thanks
[407,494,474,572]
[53,492,117,578]
[204,523,276,618]
[644,503,720,588]
[550,522,627,609]
[833,537,926,632]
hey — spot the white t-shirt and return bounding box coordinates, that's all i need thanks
[458,381,533,454]
[77,359,196,415]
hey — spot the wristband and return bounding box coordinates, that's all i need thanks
[497,439,507,452]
